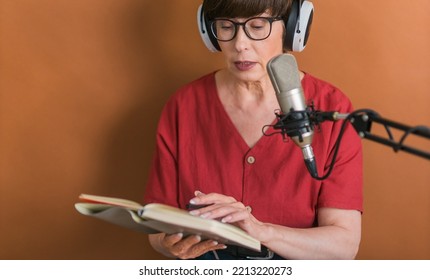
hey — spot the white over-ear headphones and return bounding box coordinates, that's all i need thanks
[197,4,220,52]
[197,0,314,52]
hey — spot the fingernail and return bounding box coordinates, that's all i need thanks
[200,212,211,219]
[221,216,232,223]
[189,210,199,216]
[190,196,202,205]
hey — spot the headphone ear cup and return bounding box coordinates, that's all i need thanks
[284,0,314,52]
[197,4,221,52]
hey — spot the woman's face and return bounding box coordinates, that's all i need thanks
[218,12,285,84]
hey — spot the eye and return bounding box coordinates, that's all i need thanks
[218,20,234,30]
[248,19,267,30]
[250,25,264,30]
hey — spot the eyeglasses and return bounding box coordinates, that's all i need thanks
[210,17,282,42]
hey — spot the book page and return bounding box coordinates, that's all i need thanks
[78,194,143,211]
[75,203,158,234]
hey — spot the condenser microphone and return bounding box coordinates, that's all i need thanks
[267,54,318,178]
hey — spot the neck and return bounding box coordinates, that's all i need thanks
[214,69,282,148]
[216,70,276,110]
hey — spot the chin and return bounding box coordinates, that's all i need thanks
[234,71,267,84]
[228,68,266,83]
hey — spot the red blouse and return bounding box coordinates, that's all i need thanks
[144,72,363,228]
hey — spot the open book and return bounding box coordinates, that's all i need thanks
[75,194,261,252]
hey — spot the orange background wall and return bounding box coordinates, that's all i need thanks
[1,0,429,259]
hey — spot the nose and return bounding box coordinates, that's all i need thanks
[233,25,250,51]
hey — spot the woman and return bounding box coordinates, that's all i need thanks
[144,0,363,260]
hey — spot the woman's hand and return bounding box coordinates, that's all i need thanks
[188,191,265,239]
[149,232,226,259]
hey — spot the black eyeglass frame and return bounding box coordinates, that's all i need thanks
[209,16,283,42]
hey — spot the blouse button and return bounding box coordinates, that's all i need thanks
[247,156,256,164]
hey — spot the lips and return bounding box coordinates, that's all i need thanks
[234,61,256,71]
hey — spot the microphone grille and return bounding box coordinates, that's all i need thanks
[267,54,301,92]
